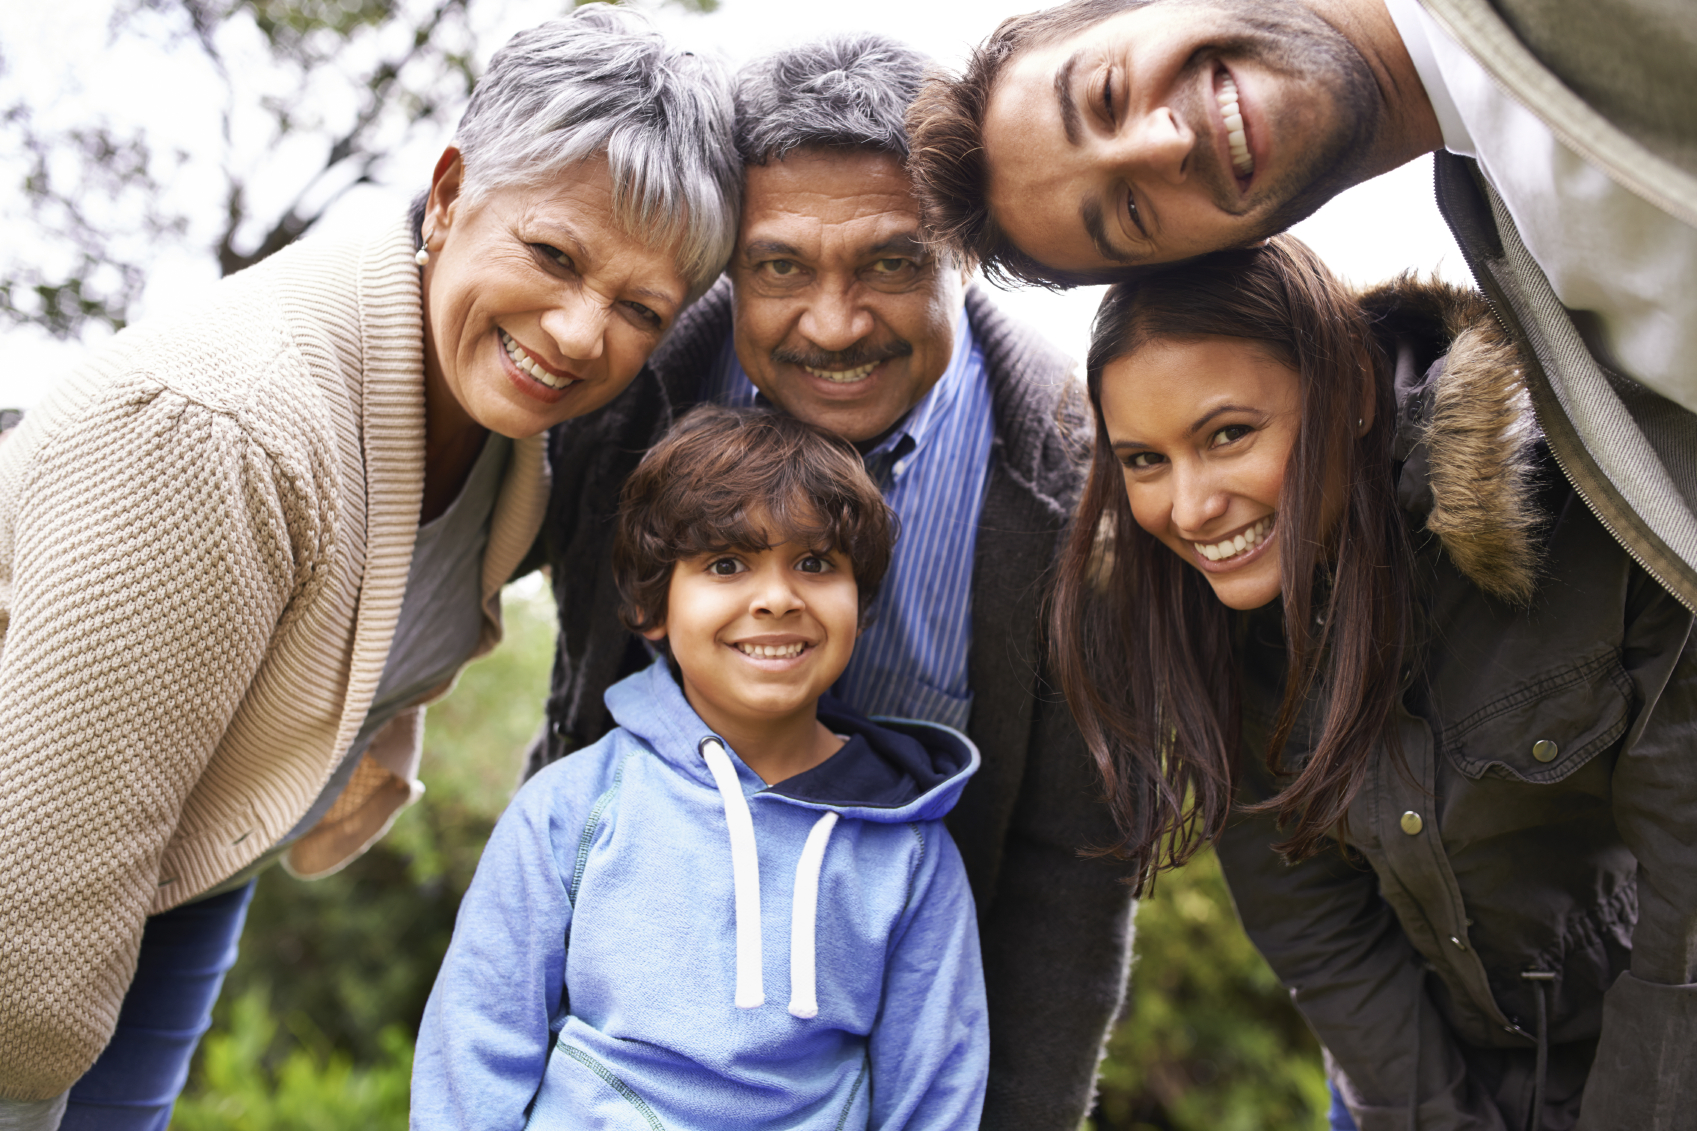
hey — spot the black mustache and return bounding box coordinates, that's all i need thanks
[772,340,913,371]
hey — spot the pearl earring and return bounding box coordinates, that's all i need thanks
[415,247,430,267]
[1357,417,1364,429]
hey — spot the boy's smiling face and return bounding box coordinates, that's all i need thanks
[644,532,860,750]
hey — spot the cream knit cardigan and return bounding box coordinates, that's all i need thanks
[0,217,548,1099]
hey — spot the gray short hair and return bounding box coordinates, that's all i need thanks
[452,7,740,296]
[735,34,928,166]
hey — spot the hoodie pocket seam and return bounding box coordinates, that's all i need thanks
[553,1042,667,1131]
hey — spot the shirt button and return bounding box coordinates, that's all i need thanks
[1400,811,1424,835]
[1532,739,1559,763]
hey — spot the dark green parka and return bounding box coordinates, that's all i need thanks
[1218,281,1697,1131]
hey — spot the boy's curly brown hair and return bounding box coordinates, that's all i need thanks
[613,405,898,635]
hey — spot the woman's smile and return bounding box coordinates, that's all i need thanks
[1099,334,1301,610]
[1190,511,1275,567]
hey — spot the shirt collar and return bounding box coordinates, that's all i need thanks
[1382,0,1476,158]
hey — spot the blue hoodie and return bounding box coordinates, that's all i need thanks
[411,657,987,1130]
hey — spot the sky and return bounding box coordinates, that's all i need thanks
[0,0,1470,409]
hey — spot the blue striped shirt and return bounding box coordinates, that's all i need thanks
[700,309,993,731]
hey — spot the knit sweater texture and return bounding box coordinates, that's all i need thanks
[0,217,548,1100]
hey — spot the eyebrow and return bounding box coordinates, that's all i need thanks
[1055,50,1084,146]
[867,232,928,259]
[741,238,802,262]
[1188,404,1264,435]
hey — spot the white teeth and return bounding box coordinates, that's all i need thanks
[500,329,575,389]
[1194,516,1273,563]
[1216,74,1255,178]
[804,362,876,384]
[735,641,806,659]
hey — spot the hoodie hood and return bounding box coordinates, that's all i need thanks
[1362,276,1544,605]
[604,655,980,823]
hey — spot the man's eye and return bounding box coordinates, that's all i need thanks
[1103,70,1114,120]
[1126,189,1146,236]
[871,258,909,274]
[709,558,746,576]
[1211,424,1251,447]
[765,260,798,277]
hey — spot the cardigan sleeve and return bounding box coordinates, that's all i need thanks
[0,381,303,1100]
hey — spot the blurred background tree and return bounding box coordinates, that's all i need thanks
[0,0,713,341]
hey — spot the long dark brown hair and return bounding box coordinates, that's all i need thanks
[1051,236,1413,891]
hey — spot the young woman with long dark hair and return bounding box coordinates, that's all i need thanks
[1052,236,1697,1131]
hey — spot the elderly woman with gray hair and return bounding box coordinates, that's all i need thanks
[0,9,738,1129]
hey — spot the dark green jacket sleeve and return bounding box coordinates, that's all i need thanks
[1580,607,1697,1128]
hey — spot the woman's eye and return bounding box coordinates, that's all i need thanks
[709,558,746,576]
[765,260,798,277]
[1126,451,1164,470]
[1103,70,1115,120]
[1210,424,1252,447]
[532,243,574,271]
[623,300,662,330]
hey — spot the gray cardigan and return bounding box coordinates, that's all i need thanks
[529,279,1136,1129]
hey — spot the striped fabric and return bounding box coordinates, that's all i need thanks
[701,310,992,731]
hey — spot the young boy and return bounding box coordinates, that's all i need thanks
[411,406,988,1130]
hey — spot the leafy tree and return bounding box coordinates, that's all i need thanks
[0,0,713,340]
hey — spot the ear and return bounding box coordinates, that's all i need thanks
[423,147,466,250]
[640,621,667,643]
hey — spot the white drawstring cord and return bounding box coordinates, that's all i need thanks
[787,811,839,1019]
[701,738,765,1009]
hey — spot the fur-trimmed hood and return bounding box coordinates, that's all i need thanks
[1361,277,1543,605]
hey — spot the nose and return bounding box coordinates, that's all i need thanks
[1169,461,1229,534]
[750,563,805,618]
[539,289,610,362]
[1114,106,1194,185]
[796,281,875,353]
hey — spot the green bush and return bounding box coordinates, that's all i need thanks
[176,576,1328,1129]
[171,987,411,1131]
[1087,848,1330,1131]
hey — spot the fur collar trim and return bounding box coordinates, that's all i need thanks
[1361,277,1542,605]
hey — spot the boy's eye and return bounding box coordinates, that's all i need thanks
[796,554,829,574]
[709,558,746,576]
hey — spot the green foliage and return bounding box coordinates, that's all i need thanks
[171,987,411,1130]
[1088,848,1330,1131]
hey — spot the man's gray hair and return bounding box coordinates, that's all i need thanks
[734,34,928,166]
[453,6,740,296]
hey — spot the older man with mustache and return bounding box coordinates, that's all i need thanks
[528,31,1137,1131]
